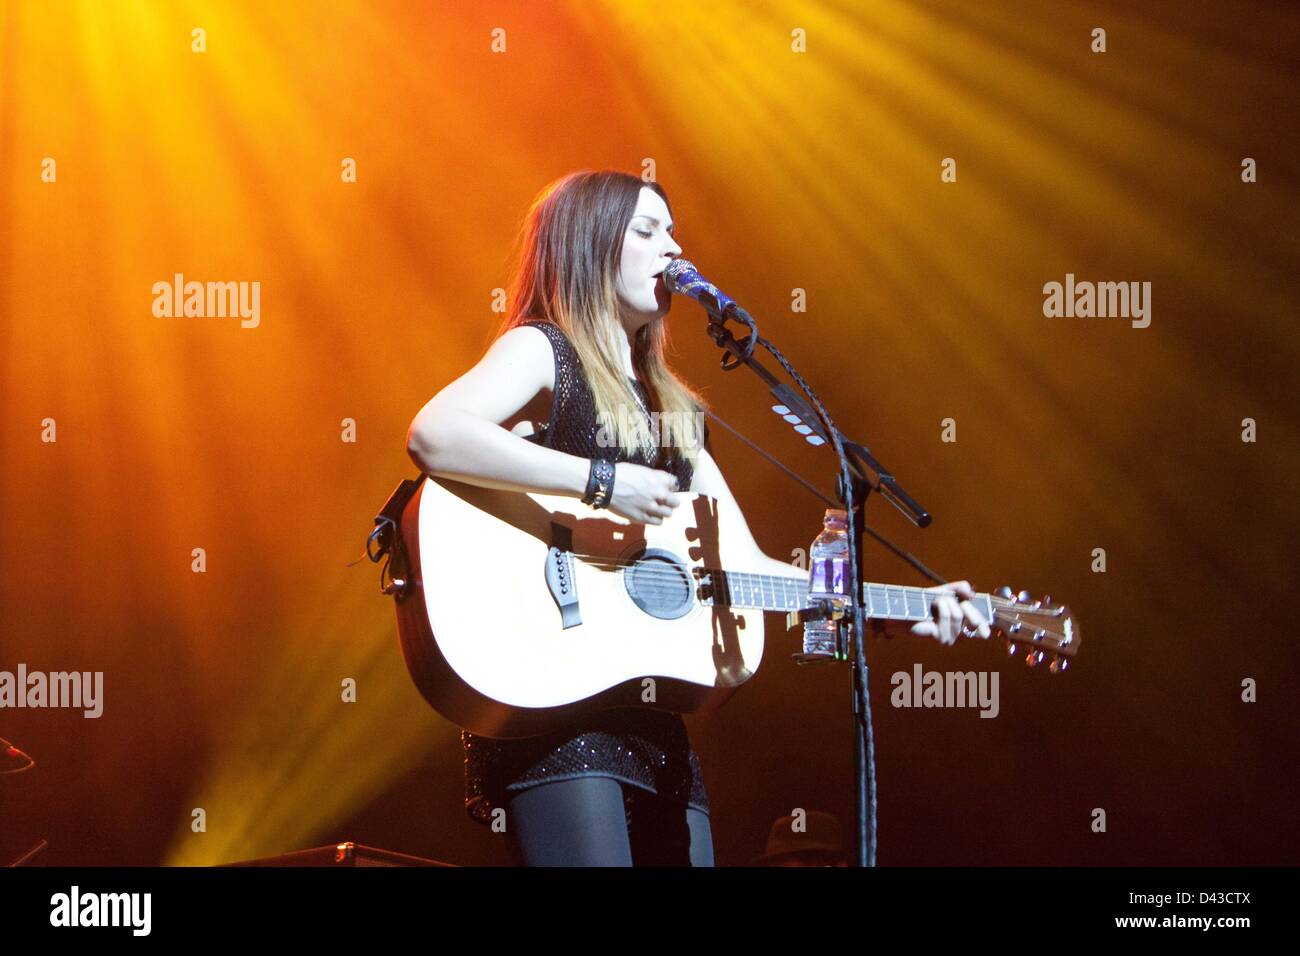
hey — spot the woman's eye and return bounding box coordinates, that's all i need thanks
[633,228,652,238]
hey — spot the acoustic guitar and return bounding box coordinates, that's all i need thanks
[382,474,1080,738]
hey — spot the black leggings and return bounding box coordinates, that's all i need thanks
[503,776,714,866]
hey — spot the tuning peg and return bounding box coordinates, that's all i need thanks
[1049,656,1068,674]
[995,586,1013,598]
[1026,649,1045,668]
[1008,622,1022,634]
[1005,640,1018,656]
[1041,595,1052,607]
[1016,590,1032,603]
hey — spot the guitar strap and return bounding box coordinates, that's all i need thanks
[367,473,427,597]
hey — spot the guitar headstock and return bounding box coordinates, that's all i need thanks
[989,586,1080,673]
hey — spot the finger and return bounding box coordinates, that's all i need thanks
[932,599,956,645]
[945,579,973,600]
[911,621,939,641]
[948,597,965,644]
[960,599,991,639]
[947,596,966,644]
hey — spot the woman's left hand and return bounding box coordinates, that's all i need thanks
[888,580,991,646]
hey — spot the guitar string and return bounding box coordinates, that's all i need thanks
[541,566,1058,636]
[561,557,1004,604]
[541,569,1060,637]
[548,556,1014,612]
[531,558,1061,635]
[562,552,992,597]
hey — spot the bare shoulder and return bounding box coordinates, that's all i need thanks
[491,323,556,394]
[411,323,556,433]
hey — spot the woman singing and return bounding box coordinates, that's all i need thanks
[405,170,989,866]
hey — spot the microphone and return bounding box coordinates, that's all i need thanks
[662,258,741,317]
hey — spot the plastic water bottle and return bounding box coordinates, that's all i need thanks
[808,509,850,603]
[802,509,850,661]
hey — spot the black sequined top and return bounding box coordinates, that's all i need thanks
[461,318,712,826]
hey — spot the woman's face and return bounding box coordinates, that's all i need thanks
[615,186,682,328]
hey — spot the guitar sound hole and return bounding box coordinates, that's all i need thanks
[623,549,694,620]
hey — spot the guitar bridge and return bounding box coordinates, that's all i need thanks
[544,522,582,629]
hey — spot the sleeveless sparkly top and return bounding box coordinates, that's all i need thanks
[460,318,711,826]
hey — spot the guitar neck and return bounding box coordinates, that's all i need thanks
[699,568,995,625]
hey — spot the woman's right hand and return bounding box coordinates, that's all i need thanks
[604,462,681,525]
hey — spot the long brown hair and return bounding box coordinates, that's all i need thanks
[493,170,709,467]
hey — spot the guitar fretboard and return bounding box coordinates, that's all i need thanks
[698,568,994,624]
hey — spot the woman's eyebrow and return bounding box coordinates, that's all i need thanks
[634,214,675,234]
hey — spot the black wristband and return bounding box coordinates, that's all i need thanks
[582,458,616,508]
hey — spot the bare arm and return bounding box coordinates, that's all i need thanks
[405,325,589,497]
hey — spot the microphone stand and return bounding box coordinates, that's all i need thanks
[688,300,937,868]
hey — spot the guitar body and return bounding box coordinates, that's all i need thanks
[394,474,768,738]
